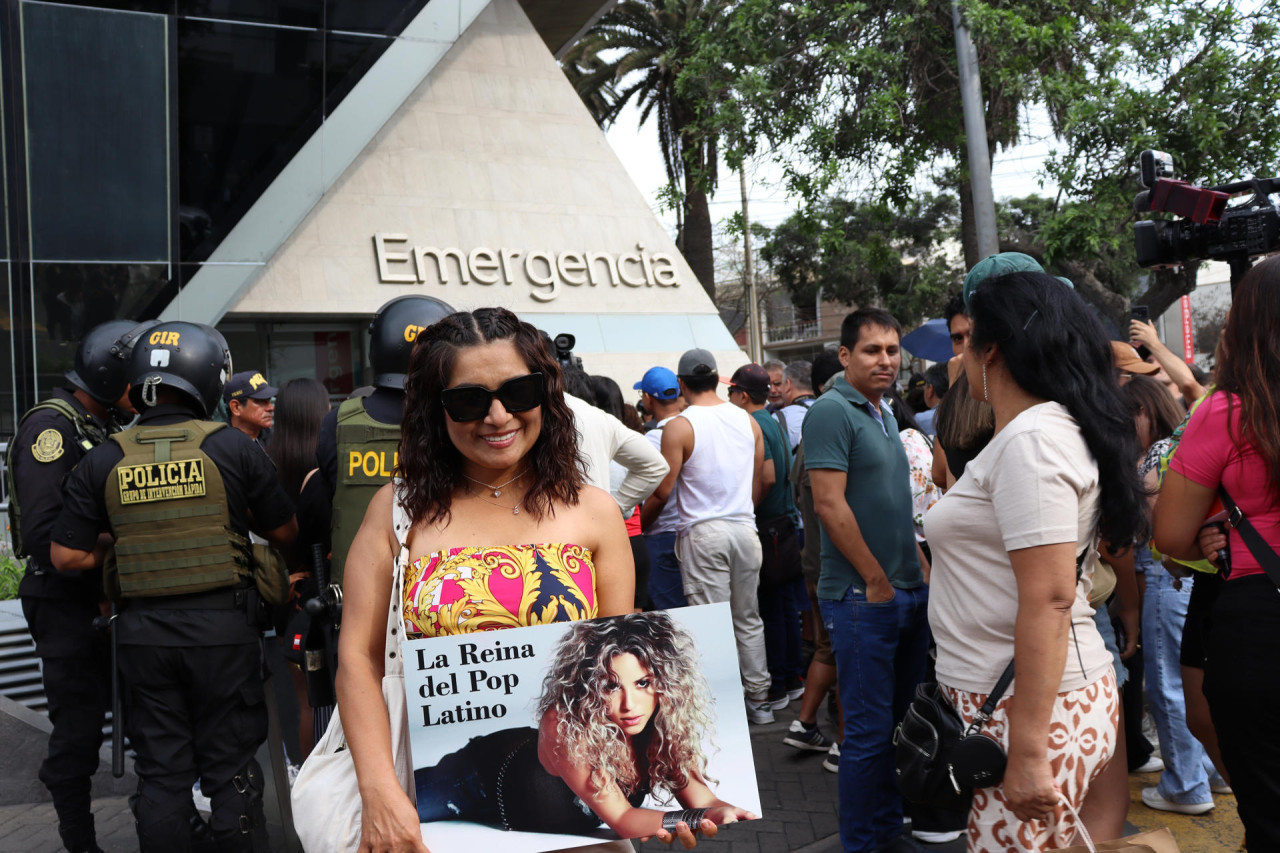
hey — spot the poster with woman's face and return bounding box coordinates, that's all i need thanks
[401,602,762,853]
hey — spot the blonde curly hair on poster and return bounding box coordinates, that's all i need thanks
[537,612,717,801]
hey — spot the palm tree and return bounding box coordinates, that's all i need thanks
[561,0,723,301]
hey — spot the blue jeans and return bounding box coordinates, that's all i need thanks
[1141,553,1216,803]
[645,532,686,610]
[760,579,804,693]
[1092,605,1128,688]
[821,586,930,852]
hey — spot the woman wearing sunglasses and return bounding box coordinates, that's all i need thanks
[333,308,707,853]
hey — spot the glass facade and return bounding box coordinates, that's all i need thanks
[0,0,430,434]
[220,321,365,401]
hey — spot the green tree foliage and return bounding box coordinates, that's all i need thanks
[684,0,1280,320]
[759,193,961,326]
[995,195,1144,323]
[560,0,728,300]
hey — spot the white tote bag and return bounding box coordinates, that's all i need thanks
[291,498,414,853]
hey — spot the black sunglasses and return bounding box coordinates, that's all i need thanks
[440,373,545,422]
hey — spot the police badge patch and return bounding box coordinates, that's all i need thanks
[32,428,64,462]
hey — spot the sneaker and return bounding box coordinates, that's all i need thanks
[745,696,775,725]
[1211,782,1233,795]
[1133,756,1165,774]
[765,690,792,710]
[785,677,806,702]
[912,829,964,843]
[783,719,832,752]
[822,742,840,773]
[1141,786,1214,815]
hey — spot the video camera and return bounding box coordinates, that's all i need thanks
[1133,150,1279,280]
[552,333,584,372]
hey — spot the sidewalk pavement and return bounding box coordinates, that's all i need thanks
[0,695,948,853]
[0,694,1241,852]
[633,703,962,853]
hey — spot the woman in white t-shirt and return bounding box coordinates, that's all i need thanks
[924,271,1147,851]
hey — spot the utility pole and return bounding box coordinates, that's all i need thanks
[741,168,763,362]
[952,0,999,259]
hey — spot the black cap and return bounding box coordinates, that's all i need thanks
[223,371,278,404]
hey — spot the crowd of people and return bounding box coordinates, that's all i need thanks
[6,251,1280,853]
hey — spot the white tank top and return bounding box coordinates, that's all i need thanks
[675,403,756,533]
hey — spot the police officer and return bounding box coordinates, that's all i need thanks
[313,294,453,586]
[50,322,297,853]
[6,319,151,853]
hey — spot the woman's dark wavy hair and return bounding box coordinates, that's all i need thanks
[397,308,585,525]
[589,374,626,421]
[934,371,994,453]
[1216,254,1280,492]
[1120,375,1184,450]
[968,271,1147,547]
[885,385,923,434]
[266,378,330,501]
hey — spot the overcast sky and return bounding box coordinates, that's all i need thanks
[604,102,1059,240]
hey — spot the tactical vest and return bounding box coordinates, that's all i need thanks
[103,420,252,598]
[5,398,109,558]
[331,397,401,587]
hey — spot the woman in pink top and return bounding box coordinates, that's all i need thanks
[1154,254,1280,850]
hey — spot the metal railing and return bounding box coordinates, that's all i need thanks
[765,320,821,344]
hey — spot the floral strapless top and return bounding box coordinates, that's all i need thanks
[402,543,598,639]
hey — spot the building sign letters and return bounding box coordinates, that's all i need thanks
[373,233,682,302]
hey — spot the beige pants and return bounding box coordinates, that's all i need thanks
[676,518,770,699]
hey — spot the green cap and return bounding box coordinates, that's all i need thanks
[963,252,1073,309]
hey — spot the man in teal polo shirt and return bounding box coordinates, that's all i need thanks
[804,307,929,853]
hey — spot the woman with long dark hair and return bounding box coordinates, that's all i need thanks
[924,271,1147,850]
[1154,254,1280,849]
[930,371,995,491]
[325,308,706,853]
[266,377,331,501]
[1121,376,1228,817]
[265,377,331,757]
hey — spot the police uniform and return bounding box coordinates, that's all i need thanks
[9,387,112,853]
[53,400,294,852]
[313,389,403,586]
[311,293,452,586]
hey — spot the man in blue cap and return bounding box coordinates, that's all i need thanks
[634,366,687,609]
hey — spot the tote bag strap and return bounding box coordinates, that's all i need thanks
[1059,796,1097,852]
[386,479,412,677]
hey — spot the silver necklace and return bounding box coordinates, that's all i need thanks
[466,484,522,515]
[462,468,527,498]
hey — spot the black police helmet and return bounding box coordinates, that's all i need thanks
[66,319,161,407]
[368,295,455,389]
[128,322,233,416]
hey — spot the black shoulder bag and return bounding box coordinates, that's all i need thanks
[893,661,1014,809]
[894,551,1090,808]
